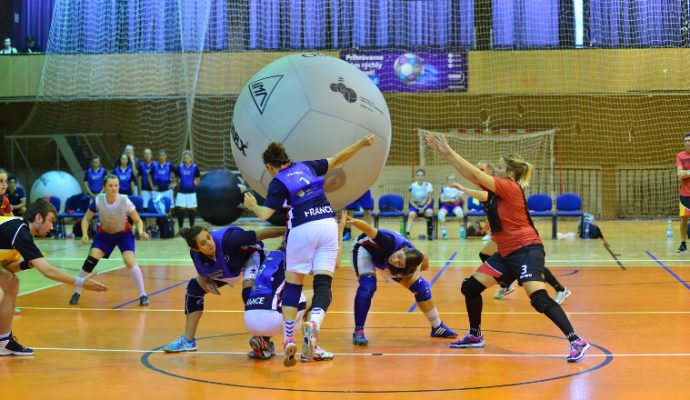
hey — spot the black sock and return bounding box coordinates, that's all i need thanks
[177,211,185,229]
[544,268,565,292]
[543,302,579,342]
[189,214,195,227]
[465,294,483,336]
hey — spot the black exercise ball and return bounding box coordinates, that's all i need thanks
[197,170,244,225]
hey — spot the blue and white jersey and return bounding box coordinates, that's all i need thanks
[353,228,415,271]
[175,163,200,194]
[113,165,135,195]
[264,160,334,229]
[409,181,433,206]
[137,161,154,191]
[152,161,173,190]
[190,226,263,282]
[84,167,106,194]
[245,250,286,312]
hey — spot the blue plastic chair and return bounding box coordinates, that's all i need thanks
[527,193,556,238]
[374,194,406,230]
[554,193,585,239]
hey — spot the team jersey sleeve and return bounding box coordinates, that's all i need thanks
[88,200,98,212]
[676,153,684,168]
[492,177,522,202]
[305,159,329,176]
[222,230,258,253]
[371,230,396,251]
[12,225,44,261]
[264,179,288,211]
[124,198,136,212]
[194,166,201,177]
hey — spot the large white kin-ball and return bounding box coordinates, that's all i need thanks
[29,171,83,213]
[231,53,392,210]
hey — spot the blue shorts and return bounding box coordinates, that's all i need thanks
[409,204,433,215]
[346,190,374,211]
[92,231,136,258]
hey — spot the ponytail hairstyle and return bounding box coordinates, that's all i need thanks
[179,225,208,250]
[500,153,533,188]
[262,143,291,168]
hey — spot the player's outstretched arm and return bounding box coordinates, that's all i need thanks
[255,226,286,241]
[243,192,275,221]
[31,258,107,292]
[327,134,375,172]
[346,215,377,239]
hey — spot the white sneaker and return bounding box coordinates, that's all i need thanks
[301,346,334,362]
[494,285,515,299]
[555,288,572,304]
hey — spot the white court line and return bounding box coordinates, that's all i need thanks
[28,347,690,358]
[41,257,690,266]
[15,306,690,315]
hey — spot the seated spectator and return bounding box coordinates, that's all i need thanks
[0,37,18,54]
[0,169,12,215]
[437,174,465,239]
[7,175,26,216]
[23,36,40,53]
[406,168,434,240]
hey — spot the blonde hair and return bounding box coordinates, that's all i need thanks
[500,153,533,187]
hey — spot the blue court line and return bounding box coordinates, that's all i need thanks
[645,250,690,290]
[112,279,189,309]
[408,251,457,313]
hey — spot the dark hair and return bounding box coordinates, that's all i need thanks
[262,143,291,168]
[415,168,426,176]
[24,198,57,223]
[179,226,208,250]
[684,132,690,139]
[27,36,35,42]
[158,149,167,155]
[391,247,424,277]
[8,174,17,183]
[91,154,100,162]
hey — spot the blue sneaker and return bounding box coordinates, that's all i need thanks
[352,331,369,346]
[449,332,485,348]
[343,231,351,241]
[430,322,458,338]
[566,339,590,362]
[162,335,197,353]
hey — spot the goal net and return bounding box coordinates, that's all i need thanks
[12,0,690,218]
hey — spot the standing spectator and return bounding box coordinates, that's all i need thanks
[0,170,11,216]
[675,132,690,253]
[123,144,139,194]
[113,154,135,196]
[22,36,40,53]
[173,150,200,230]
[0,38,17,54]
[152,149,174,207]
[137,148,155,207]
[7,176,26,217]
[84,155,106,199]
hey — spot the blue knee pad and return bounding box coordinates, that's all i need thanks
[408,277,432,302]
[282,282,303,308]
[185,278,206,314]
[356,275,377,300]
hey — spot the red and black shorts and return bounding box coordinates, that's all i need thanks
[478,244,545,285]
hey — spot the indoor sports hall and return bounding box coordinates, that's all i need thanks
[1,1,689,399]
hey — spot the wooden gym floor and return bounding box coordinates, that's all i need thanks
[2,219,688,400]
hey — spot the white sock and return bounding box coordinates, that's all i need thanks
[129,265,147,296]
[424,307,442,328]
[283,320,295,342]
[309,307,325,330]
[0,331,10,340]
[74,270,89,294]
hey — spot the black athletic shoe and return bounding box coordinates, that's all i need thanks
[69,292,80,305]
[0,334,35,356]
[677,242,687,254]
[139,295,149,306]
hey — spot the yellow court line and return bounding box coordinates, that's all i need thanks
[16,306,690,315]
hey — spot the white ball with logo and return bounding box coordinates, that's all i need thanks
[231,53,391,210]
[29,171,82,213]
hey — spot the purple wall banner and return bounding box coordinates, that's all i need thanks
[340,50,467,93]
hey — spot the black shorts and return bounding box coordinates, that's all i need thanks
[483,244,545,285]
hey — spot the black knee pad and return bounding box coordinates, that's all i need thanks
[81,256,99,273]
[460,276,486,297]
[529,289,559,314]
[311,274,333,312]
[185,278,206,314]
[479,252,490,263]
